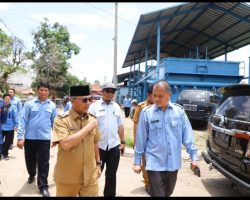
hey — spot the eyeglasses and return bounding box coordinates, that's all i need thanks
[104,89,115,94]
[73,97,92,103]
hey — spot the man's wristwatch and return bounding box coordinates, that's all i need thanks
[121,141,126,145]
[96,160,102,166]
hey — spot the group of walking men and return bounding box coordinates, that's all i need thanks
[1,79,199,197]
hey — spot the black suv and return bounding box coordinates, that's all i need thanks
[202,84,250,192]
[175,89,220,122]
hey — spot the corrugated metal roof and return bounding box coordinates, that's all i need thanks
[122,2,250,68]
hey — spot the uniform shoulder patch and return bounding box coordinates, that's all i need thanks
[58,111,69,118]
[138,102,144,106]
[142,104,152,111]
[88,112,97,118]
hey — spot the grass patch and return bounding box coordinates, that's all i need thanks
[125,137,134,148]
[125,126,134,148]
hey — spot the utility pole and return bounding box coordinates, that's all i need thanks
[113,2,118,101]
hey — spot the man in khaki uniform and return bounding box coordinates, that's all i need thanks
[52,85,102,197]
[132,84,154,195]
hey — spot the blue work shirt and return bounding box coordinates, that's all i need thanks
[123,98,132,108]
[134,102,197,171]
[0,99,5,145]
[1,104,18,131]
[11,96,22,114]
[88,98,123,151]
[64,101,72,112]
[0,99,7,124]
[17,97,57,140]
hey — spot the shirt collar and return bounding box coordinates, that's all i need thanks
[101,97,113,105]
[153,101,174,112]
[34,96,50,104]
[69,109,89,120]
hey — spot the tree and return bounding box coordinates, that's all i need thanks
[60,73,90,96]
[31,18,80,97]
[0,28,28,93]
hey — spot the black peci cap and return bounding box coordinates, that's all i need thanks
[70,85,90,96]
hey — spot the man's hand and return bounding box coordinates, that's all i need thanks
[133,165,142,174]
[17,139,25,149]
[85,119,98,132]
[119,144,125,156]
[51,142,58,148]
[97,165,102,178]
[190,161,200,177]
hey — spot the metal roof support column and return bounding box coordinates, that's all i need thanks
[205,46,208,60]
[225,45,227,61]
[144,47,149,101]
[129,65,132,97]
[156,21,161,80]
[138,62,140,100]
[196,46,199,59]
[138,62,140,82]
[133,63,136,98]
[249,57,250,84]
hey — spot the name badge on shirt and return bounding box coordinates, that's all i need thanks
[151,119,159,123]
[99,109,105,112]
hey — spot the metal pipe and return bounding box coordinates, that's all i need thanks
[167,81,235,87]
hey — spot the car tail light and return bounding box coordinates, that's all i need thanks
[232,132,250,140]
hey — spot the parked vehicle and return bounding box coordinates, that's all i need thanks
[175,89,220,123]
[202,84,250,192]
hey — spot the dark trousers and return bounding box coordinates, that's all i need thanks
[100,145,120,197]
[148,170,178,197]
[2,130,14,156]
[24,139,50,190]
[124,107,130,118]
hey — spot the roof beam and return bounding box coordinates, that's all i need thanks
[213,3,250,24]
[185,3,239,49]
[139,3,210,26]
[164,3,213,55]
[208,31,250,58]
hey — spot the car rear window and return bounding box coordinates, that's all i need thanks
[179,91,206,102]
[217,96,250,121]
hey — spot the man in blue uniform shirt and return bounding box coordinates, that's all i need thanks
[0,98,7,158]
[133,80,199,197]
[17,81,57,197]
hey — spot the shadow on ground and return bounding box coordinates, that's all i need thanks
[201,177,248,197]
[14,181,55,197]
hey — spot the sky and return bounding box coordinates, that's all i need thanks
[0,2,249,84]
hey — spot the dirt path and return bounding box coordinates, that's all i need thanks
[0,117,248,196]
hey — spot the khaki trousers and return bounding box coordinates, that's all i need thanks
[55,177,98,197]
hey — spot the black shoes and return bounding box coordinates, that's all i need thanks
[40,188,50,197]
[28,176,35,184]
[145,187,151,195]
[1,155,9,160]
[3,155,9,160]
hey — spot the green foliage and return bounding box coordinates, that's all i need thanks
[31,18,81,97]
[62,73,90,96]
[125,137,134,148]
[0,28,29,92]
